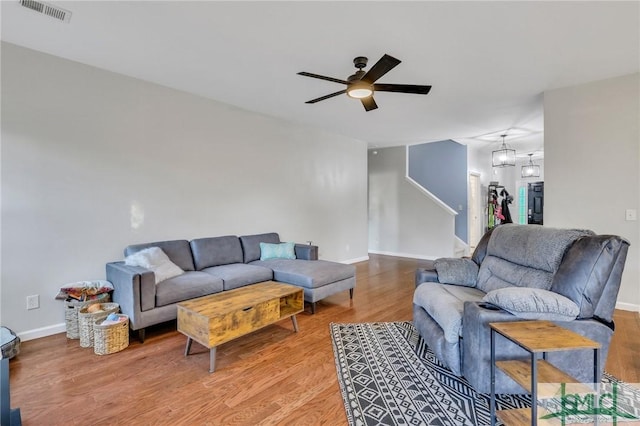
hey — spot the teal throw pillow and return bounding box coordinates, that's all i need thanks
[260,242,296,260]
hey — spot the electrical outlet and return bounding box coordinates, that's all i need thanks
[26,294,39,310]
[625,209,637,221]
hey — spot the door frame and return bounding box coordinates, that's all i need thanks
[468,172,482,248]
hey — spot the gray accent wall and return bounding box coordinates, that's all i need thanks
[368,147,455,259]
[1,42,369,336]
[544,72,639,310]
[408,140,468,242]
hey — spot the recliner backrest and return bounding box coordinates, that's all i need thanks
[475,224,593,293]
[550,235,629,321]
[471,227,495,265]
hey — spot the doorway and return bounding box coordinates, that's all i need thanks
[527,181,544,225]
[469,173,482,248]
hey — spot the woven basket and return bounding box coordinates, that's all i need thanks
[78,303,120,348]
[93,315,129,355]
[64,293,111,339]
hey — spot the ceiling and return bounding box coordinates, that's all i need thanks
[2,1,639,156]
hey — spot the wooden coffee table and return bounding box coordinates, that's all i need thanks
[177,281,303,373]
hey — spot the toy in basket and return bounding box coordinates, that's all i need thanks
[64,293,111,339]
[78,303,120,348]
[93,314,129,355]
[60,280,113,340]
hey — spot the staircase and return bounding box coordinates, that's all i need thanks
[454,237,469,257]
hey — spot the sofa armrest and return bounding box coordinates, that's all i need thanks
[105,262,155,331]
[434,258,478,287]
[295,244,318,260]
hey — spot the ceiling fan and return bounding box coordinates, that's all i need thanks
[297,54,432,111]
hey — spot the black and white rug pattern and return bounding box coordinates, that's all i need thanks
[330,321,640,426]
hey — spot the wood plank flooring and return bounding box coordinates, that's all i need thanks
[9,254,640,425]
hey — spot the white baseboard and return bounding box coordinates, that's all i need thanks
[341,256,370,264]
[18,322,65,342]
[368,250,438,261]
[615,302,640,312]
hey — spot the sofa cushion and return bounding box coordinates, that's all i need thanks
[125,247,184,284]
[250,259,355,289]
[476,225,593,293]
[413,282,485,343]
[435,258,478,287]
[551,235,628,319]
[154,271,223,307]
[202,263,273,291]
[483,287,580,321]
[260,242,296,260]
[190,236,243,270]
[125,240,195,271]
[240,233,280,263]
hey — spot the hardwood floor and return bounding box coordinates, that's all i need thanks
[9,254,640,425]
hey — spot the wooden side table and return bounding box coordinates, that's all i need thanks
[489,320,600,425]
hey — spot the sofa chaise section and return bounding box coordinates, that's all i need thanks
[240,233,356,314]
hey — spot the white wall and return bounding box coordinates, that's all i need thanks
[368,147,455,259]
[1,42,369,337]
[544,72,640,311]
[467,144,493,231]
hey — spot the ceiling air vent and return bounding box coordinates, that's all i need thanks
[19,0,72,23]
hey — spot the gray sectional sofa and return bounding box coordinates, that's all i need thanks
[413,224,629,394]
[106,232,356,341]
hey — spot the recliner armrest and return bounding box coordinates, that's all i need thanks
[415,260,437,286]
[295,244,318,260]
[462,301,529,394]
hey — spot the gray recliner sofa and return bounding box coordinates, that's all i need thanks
[413,224,629,394]
[106,232,356,341]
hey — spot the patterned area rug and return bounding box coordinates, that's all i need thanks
[330,321,639,426]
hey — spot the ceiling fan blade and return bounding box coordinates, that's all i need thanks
[373,84,432,95]
[361,54,401,84]
[297,72,349,85]
[361,96,378,111]
[305,90,347,104]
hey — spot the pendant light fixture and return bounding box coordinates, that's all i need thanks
[521,153,540,178]
[492,134,516,167]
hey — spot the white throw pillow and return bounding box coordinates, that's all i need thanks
[125,247,184,284]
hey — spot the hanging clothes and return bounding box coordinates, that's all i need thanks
[500,189,513,224]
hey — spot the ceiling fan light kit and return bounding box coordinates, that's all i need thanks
[298,54,432,111]
[346,83,373,99]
